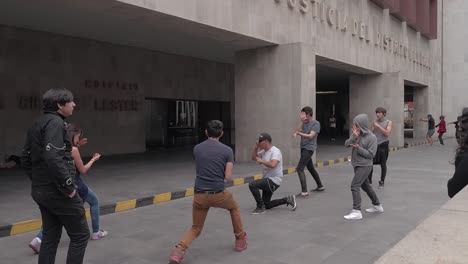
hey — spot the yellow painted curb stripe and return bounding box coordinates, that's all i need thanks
[339,157,345,163]
[287,167,296,174]
[233,178,244,186]
[154,192,171,204]
[317,161,324,168]
[115,199,137,212]
[10,219,42,236]
[185,188,194,197]
[328,160,335,165]
[85,208,91,219]
[253,174,263,180]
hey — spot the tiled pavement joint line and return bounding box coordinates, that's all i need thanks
[0,138,447,238]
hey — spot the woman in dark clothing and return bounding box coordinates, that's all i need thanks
[448,108,468,198]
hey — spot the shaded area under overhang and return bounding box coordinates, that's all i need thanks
[0,0,276,63]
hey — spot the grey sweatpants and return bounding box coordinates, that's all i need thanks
[351,166,380,210]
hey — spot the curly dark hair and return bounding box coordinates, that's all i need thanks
[455,108,468,166]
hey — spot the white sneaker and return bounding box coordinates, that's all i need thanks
[344,209,363,220]
[365,205,384,213]
[29,237,41,254]
[91,230,108,240]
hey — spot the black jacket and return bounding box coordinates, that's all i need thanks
[21,111,76,196]
[448,152,468,198]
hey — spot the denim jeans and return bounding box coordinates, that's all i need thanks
[85,189,100,233]
[248,178,286,209]
[297,148,323,192]
[32,188,90,264]
[37,188,100,240]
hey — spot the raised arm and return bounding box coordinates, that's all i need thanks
[72,147,100,175]
[374,120,393,137]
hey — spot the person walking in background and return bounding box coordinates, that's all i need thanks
[29,124,108,254]
[448,108,468,198]
[292,106,325,197]
[249,133,296,214]
[329,114,337,141]
[344,114,383,220]
[435,116,447,145]
[420,114,435,145]
[369,107,392,188]
[168,120,247,264]
[21,88,90,264]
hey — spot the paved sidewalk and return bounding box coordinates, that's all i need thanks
[0,135,436,226]
[0,139,455,264]
[0,138,355,225]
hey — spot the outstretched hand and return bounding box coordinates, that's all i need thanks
[77,137,88,147]
[91,153,101,162]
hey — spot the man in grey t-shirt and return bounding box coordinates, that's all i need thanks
[293,106,325,197]
[169,120,247,264]
[248,133,297,214]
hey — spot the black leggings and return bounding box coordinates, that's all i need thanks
[297,148,323,192]
[368,142,389,183]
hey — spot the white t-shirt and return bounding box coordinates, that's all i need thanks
[258,146,283,185]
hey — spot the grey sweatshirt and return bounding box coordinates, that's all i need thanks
[344,114,378,167]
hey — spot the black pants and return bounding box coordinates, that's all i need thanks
[297,148,323,192]
[369,141,389,183]
[330,127,336,139]
[32,188,90,264]
[248,178,287,209]
[438,132,445,145]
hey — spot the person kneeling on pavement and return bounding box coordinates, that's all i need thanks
[249,133,297,215]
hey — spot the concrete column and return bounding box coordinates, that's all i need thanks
[235,43,316,165]
[413,86,429,140]
[349,72,404,147]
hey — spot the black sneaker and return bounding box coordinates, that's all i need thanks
[286,195,297,211]
[378,181,384,189]
[250,206,266,215]
[311,187,325,192]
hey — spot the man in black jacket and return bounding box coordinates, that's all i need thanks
[22,88,89,264]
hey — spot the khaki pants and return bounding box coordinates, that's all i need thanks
[178,190,244,249]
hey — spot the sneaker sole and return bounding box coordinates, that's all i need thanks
[234,245,247,252]
[366,210,384,213]
[290,196,297,211]
[311,188,325,192]
[344,217,363,220]
[250,211,265,215]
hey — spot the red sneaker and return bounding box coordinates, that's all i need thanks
[168,246,185,264]
[234,231,248,252]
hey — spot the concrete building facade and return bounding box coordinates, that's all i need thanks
[441,0,468,123]
[0,0,449,165]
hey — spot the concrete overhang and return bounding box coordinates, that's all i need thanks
[0,0,276,63]
[316,56,381,76]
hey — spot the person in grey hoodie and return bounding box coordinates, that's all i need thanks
[344,114,384,220]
